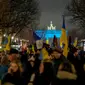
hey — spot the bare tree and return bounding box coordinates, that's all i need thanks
[67,0,85,34]
[0,0,40,35]
[68,28,83,40]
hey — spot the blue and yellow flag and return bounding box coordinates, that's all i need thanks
[32,45,35,53]
[60,16,68,57]
[39,47,50,62]
[73,37,78,47]
[42,48,49,60]
[5,35,11,51]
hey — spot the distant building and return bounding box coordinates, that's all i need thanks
[17,28,35,44]
[35,21,67,40]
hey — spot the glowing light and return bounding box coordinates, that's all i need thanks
[47,21,56,30]
[0,46,2,49]
[11,36,14,40]
[35,30,62,39]
[35,21,68,41]
[35,30,67,40]
[14,39,16,42]
[3,34,6,37]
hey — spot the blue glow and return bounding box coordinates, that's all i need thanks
[35,30,67,40]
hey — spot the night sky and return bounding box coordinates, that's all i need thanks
[39,0,74,30]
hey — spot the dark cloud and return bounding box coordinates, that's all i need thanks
[39,0,73,29]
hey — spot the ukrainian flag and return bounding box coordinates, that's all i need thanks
[73,37,78,47]
[42,48,49,60]
[39,47,51,62]
[5,35,11,51]
[32,45,35,53]
[60,16,68,57]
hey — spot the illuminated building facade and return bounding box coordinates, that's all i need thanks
[35,21,67,40]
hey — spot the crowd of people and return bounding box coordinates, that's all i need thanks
[0,43,85,85]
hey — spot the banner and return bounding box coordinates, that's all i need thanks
[36,40,43,49]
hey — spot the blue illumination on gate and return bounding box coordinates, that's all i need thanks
[35,21,67,40]
[35,30,66,40]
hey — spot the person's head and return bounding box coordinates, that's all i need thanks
[43,43,50,50]
[51,48,63,59]
[35,49,41,55]
[9,61,22,73]
[1,56,9,65]
[72,47,79,57]
[8,48,19,62]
